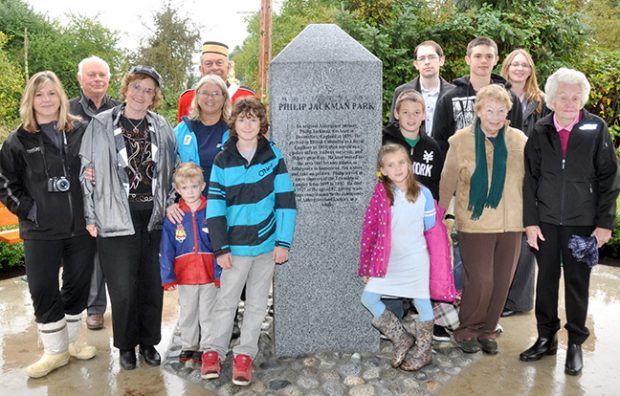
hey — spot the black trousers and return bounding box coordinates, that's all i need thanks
[98,209,163,350]
[504,234,535,312]
[535,222,593,345]
[24,234,96,323]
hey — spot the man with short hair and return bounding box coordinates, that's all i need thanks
[177,41,254,123]
[388,40,455,136]
[70,56,120,120]
[69,55,120,331]
[433,37,523,156]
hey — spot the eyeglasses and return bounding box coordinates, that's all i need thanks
[510,62,531,69]
[416,54,439,62]
[197,90,224,98]
[129,82,155,96]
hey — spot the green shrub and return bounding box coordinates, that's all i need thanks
[600,196,620,259]
[580,49,620,145]
[0,241,24,271]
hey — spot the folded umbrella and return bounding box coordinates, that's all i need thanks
[568,235,599,268]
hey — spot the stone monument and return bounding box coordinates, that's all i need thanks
[270,24,382,357]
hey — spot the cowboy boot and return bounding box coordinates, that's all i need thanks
[66,313,97,360]
[25,318,70,378]
[372,309,415,367]
[400,320,433,371]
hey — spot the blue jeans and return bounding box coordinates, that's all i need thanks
[362,291,433,321]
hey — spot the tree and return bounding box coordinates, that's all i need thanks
[583,0,620,50]
[235,0,592,121]
[232,0,338,90]
[0,0,125,99]
[0,31,24,138]
[336,0,590,120]
[131,1,200,106]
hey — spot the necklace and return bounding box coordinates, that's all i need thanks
[123,113,146,133]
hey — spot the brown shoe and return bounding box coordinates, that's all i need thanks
[86,314,104,330]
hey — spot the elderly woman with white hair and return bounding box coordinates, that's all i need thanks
[520,67,620,375]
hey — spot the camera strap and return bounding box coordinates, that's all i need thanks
[37,130,69,180]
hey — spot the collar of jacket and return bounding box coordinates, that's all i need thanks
[383,121,430,143]
[179,196,207,213]
[111,103,159,127]
[538,109,593,129]
[412,76,453,94]
[76,90,119,121]
[223,135,275,165]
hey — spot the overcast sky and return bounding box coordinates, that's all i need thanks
[24,0,282,51]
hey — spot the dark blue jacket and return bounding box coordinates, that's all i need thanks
[160,197,221,286]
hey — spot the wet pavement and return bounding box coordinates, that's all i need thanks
[1,264,620,395]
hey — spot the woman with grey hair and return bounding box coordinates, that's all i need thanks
[80,65,177,370]
[520,67,620,375]
[167,74,232,224]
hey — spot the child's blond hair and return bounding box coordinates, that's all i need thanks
[377,144,420,205]
[174,162,204,186]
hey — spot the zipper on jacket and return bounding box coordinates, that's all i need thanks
[559,158,566,225]
[60,133,75,234]
[192,211,199,253]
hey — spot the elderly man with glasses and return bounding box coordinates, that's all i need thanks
[177,41,254,123]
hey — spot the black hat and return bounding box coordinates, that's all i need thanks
[129,65,163,88]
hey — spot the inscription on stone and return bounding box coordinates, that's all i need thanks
[289,123,364,205]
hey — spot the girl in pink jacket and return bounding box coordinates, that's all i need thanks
[359,144,438,371]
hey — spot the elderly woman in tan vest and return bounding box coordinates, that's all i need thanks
[439,84,527,355]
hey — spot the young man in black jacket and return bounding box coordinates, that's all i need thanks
[432,37,524,157]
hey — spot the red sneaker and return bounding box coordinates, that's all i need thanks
[200,351,220,379]
[232,354,253,386]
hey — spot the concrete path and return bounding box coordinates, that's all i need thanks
[1,264,619,395]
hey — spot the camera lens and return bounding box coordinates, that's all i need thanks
[56,177,70,192]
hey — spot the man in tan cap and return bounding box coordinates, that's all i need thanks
[177,41,255,122]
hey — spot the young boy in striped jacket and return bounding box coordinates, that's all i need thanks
[202,96,296,386]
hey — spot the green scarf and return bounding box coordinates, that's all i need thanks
[468,118,507,220]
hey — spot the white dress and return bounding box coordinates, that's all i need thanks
[365,188,430,299]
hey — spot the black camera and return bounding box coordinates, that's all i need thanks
[48,176,70,192]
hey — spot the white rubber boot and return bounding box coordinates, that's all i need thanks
[26,318,70,378]
[66,313,97,360]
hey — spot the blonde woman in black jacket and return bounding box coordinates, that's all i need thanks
[0,71,96,378]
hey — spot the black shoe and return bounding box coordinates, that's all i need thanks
[179,350,195,365]
[120,349,137,370]
[565,344,583,375]
[519,335,558,361]
[139,345,161,367]
[432,325,451,342]
[231,323,241,340]
[501,309,517,317]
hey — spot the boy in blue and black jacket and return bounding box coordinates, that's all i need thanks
[202,97,296,386]
[160,162,221,369]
